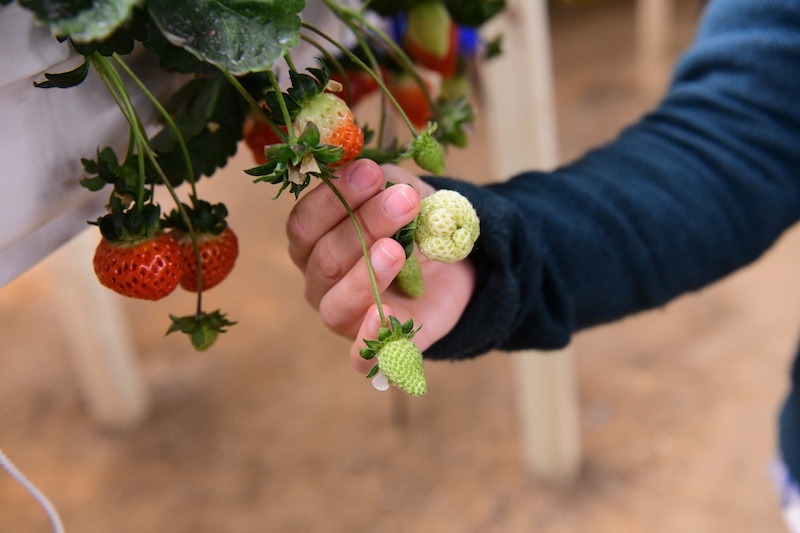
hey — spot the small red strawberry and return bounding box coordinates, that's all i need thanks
[243,119,284,165]
[403,1,459,78]
[175,226,239,292]
[386,71,432,129]
[163,200,238,293]
[93,232,183,301]
[293,92,364,167]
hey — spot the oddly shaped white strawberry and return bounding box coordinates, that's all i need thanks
[415,189,479,263]
[360,316,427,397]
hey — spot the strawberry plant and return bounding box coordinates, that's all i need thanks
[14,0,502,393]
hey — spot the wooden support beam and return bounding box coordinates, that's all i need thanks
[481,0,582,481]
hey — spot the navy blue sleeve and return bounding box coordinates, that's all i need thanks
[424,0,800,360]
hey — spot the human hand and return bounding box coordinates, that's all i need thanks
[286,159,476,373]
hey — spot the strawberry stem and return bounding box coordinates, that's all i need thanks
[266,69,297,143]
[112,54,198,202]
[89,53,207,316]
[221,70,288,143]
[300,22,419,139]
[89,54,146,211]
[319,174,386,327]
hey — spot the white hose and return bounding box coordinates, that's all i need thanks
[0,447,65,533]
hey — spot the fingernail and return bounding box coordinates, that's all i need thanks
[348,162,379,192]
[385,186,414,217]
[371,242,399,271]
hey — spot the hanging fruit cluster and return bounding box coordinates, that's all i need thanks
[23,0,503,393]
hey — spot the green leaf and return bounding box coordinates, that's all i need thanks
[147,0,305,75]
[148,74,247,185]
[444,0,505,27]
[20,0,141,43]
[312,145,344,165]
[33,57,90,88]
[79,176,107,191]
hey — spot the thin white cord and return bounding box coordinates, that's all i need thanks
[0,447,65,533]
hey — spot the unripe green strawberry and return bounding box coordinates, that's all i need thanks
[411,130,445,175]
[377,337,427,397]
[294,92,364,167]
[415,189,479,263]
[360,316,427,397]
[394,255,424,298]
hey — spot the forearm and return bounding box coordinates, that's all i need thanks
[424,0,800,359]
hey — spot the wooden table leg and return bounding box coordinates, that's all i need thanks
[46,229,149,427]
[481,0,582,481]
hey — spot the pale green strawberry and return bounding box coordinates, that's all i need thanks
[411,128,445,176]
[360,316,427,397]
[415,189,479,263]
[377,337,427,397]
[394,255,424,298]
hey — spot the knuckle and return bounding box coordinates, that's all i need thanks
[318,298,350,336]
[285,208,312,247]
[312,240,345,284]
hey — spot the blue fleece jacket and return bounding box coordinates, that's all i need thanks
[424,0,800,478]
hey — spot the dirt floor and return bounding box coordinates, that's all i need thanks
[1,1,797,531]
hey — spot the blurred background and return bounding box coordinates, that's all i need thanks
[2,0,798,531]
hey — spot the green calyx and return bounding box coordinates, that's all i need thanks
[166,310,237,351]
[360,316,427,397]
[244,121,343,198]
[94,203,163,244]
[163,199,229,236]
[263,63,333,126]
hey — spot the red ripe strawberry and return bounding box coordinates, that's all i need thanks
[293,92,364,167]
[403,1,459,78]
[93,233,183,301]
[175,226,239,292]
[386,72,432,129]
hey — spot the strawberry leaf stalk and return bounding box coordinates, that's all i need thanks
[415,189,480,262]
[361,316,427,397]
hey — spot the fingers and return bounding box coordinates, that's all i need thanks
[381,164,437,197]
[303,183,419,307]
[287,159,383,270]
[318,238,406,337]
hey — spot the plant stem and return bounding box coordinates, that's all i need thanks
[301,22,419,137]
[90,54,148,212]
[90,54,206,314]
[221,69,287,142]
[265,69,296,142]
[112,54,197,201]
[320,175,386,327]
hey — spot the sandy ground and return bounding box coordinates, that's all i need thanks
[1,1,796,531]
